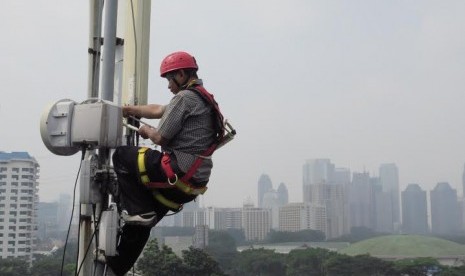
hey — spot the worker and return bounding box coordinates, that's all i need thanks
[104,51,225,275]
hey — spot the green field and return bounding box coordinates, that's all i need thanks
[339,235,465,257]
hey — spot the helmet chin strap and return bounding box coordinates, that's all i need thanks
[179,71,197,90]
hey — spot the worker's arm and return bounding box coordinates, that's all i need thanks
[122,104,166,119]
[137,125,168,146]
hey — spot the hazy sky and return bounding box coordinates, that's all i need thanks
[1,1,465,207]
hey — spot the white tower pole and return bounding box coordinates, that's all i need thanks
[121,0,151,107]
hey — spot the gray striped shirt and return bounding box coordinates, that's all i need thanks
[157,80,216,182]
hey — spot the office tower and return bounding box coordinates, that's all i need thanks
[0,152,39,264]
[277,183,289,206]
[379,163,400,228]
[262,189,280,229]
[302,159,347,238]
[242,203,271,241]
[278,202,326,234]
[430,182,460,235]
[303,159,334,202]
[372,177,394,233]
[347,172,375,230]
[401,184,428,234]
[257,174,272,208]
[332,168,351,186]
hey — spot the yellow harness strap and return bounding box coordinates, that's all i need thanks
[137,147,150,184]
[152,190,181,210]
[138,147,182,211]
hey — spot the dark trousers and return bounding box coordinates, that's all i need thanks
[107,146,169,275]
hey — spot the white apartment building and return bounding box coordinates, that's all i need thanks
[279,202,327,235]
[242,206,271,241]
[0,152,39,264]
[206,207,242,230]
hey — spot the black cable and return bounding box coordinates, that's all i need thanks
[76,225,97,275]
[61,149,86,276]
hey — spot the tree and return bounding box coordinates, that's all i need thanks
[438,265,465,276]
[286,247,336,276]
[393,257,441,276]
[181,246,224,276]
[136,238,184,276]
[206,230,238,272]
[225,228,246,245]
[325,254,398,276]
[0,258,31,276]
[31,242,77,276]
[230,248,286,276]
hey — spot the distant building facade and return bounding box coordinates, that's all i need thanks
[257,174,273,208]
[0,152,39,264]
[205,207,242,230]
[430,182,461,235]
[379,163,400,231]
[278,202,326,234]
[302,159,347,238]
[242,204,271,241]
[277,183,289,206]
[347,172,375,230]
[401,184,428,234]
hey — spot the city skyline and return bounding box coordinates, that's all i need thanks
[1,1,465,208]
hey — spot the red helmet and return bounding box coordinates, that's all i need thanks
[160,51,198,77]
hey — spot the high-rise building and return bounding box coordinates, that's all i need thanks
[205,207,242,230]
[379,163,400,228]
[182,208,207,227]
[302,159,347,238]
[401,184,428,234]
[347,172,375,230]
[303,159,334,202]
[372,177,394,233]
[278,202,326,234]
[277,183,289,206]
[262,189,280,229]
[242,204,271,241]
[430,182,460,235]
[0,152,39,264]
[257,174,272,208]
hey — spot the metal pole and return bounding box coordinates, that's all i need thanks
[101,0,118,102]
[87,0,103,99]
[78,1,104,275]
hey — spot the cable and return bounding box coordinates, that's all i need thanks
[61,149,86,276]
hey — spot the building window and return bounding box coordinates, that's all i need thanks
[12,168,19,173]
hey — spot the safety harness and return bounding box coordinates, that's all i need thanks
[137,84,232,211]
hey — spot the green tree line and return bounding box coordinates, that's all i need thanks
[3,230,465,275]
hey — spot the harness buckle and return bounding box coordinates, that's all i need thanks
[167,174,178,186]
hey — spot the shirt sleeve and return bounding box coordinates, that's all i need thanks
[157,92,191,140]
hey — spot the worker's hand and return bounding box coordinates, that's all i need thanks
[138,125,153,139]
[122,106,133,118]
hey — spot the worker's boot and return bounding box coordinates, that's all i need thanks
[121,210,157,226]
